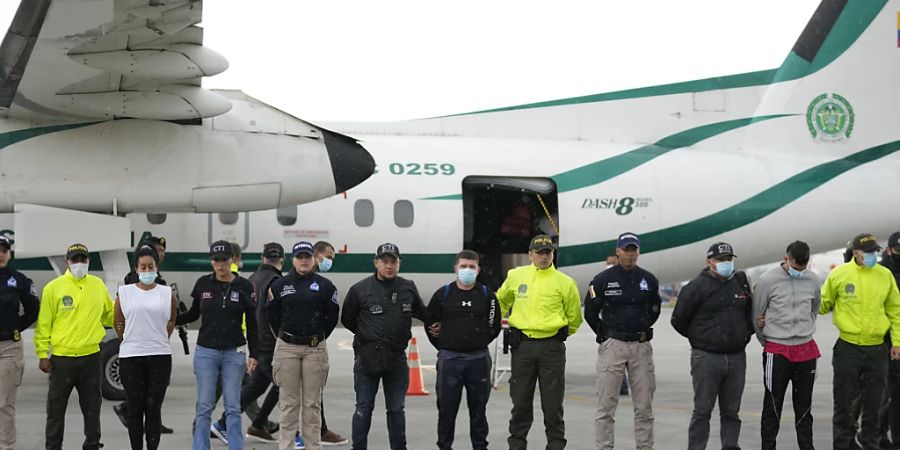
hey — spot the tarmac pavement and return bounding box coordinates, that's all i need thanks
[11,308,844,449]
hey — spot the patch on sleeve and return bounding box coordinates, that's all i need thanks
[29,283,36,296]
[331,290,339,304]
[588,284,596,299]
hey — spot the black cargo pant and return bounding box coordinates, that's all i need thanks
[833,339,889,450]
[45,353,102,450]
[760,352,816,450]
[119,355,172,450]
[508,337,567,450]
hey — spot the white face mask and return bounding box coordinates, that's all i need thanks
[70,263,89,279]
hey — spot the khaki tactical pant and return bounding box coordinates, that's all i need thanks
[0,340,23,450]
[594,338,655,450]
[273,338,329,450]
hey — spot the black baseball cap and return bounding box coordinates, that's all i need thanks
[529,235,554,252]
[263,242,285,259]
[0,236,11,250]
[292,241,314,257]
[209,240,233,259]
[851,233,881,252]
[617,232,640,249]
[66,243,89,259]
[889,232,900,250]
[707,242,736,259]
[376,243,401,259]
[142,236,166,250]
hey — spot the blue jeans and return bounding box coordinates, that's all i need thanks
[192,345,246,450]
[351,353,409,450]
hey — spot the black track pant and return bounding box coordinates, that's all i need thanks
[119,355,172,450]
[760,352,816,450]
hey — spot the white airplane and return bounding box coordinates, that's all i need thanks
[2,0,897,399]
[1,0,898,296]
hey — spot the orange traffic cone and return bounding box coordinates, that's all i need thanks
[406,337,429,396]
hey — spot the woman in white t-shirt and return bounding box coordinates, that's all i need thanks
[113,245,177,450]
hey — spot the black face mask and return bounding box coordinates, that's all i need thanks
[891,254,900,267]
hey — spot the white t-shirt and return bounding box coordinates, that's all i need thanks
[118,284,173,358]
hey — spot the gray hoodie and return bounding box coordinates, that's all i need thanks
[752,263,821,346]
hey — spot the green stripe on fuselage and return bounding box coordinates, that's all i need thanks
[552,115,792,193]
[425,114,793,200]
[0,122,98,150]
[558,139,900,266]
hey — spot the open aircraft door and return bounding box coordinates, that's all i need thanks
[461,176,558,292]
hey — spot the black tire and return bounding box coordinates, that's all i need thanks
[100,339,126,401]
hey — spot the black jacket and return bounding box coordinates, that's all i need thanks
[249,264,282,352]
[425,282,501,353]
[268,271,339,341]
[341,274,427,352]
[881,252,900,285]
[584,265,661,342]
[177,274,259,359]
[0,267,38,336]
[671,268,754,354]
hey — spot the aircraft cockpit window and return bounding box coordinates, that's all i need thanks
[146,213,167,225]
[276,206,298,226]
[354,199,374,227]
[219,212,239,225]
[394,200,414,228]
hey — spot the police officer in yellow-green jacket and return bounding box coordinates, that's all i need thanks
[820,233,900,450]
[497,234,582,450]
[34,244,115,450]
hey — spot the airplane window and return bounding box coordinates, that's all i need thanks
[219,212,239,225]
[354,199,374,227]
[276,206,298,226]
[394,200,414,228]
[146,213,167,225]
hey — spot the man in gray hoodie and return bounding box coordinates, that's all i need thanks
[752,241,821,450]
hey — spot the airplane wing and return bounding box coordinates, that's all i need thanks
[0,0,230,121]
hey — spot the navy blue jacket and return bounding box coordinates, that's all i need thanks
[267,270,339,341]
[0,267,38,335]
[584,264,661,342]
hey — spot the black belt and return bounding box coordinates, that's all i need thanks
[607,328,653,343]
[279,331,321,347]
[0,329,20,342]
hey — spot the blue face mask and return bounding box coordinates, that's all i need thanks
[138,271,157,285]
[863,252,878,268]
[787,265,806,279]
[715,260,735,278]
[318,257,333,273]
[457,268,477,286]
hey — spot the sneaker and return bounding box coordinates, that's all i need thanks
[321,430,349,446]
[294,433,306,449]
[112,402,128,428]
[247,425,277,443]
[210,422,228,445]
[159,423,173,434]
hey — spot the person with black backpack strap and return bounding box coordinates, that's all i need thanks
[671,242,754,450]
[424,250,501,450]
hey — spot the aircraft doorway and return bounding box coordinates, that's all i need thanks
[462,176,558,291]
